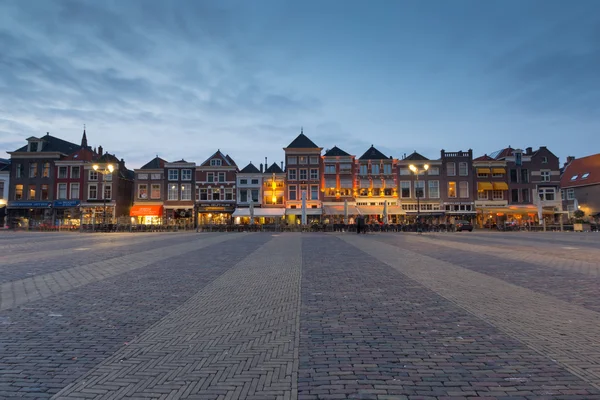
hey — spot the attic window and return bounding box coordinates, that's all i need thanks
[570,175,578,181]
[210,159,222,166]
[29,142,38,152]
[581,173,590,179]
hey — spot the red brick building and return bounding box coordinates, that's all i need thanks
[196,150,238,225]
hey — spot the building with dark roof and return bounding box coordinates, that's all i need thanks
[472,154,510,228]
[396,151,443,220]
[283,130,323,224]
[321,146,359,219]
[196,150,238,225]
[131,156,169,225]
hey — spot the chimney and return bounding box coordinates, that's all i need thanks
[280,161,284,170]
[566,156,575,165]
[526,147,533,155]
[260,163,263,173]
[98,145,103,156]
[265,156,268,168]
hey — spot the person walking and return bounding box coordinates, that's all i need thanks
[356,215,364,234]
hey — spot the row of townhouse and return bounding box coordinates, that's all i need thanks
[6,128,596,228]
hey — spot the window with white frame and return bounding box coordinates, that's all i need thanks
[459,162,468,176]
[428,180,439,198]
[310,156,319,164]
[287,156,297,165]
[225,188,234,200]
[251,189,259,202]
[151,173,161,180]
[459,181,469,198]
[310,185,319,200]
[399,168,411,175]
[71,166,80,179]
[168,169,178,181]
[212,188,220,200]
[168,184,178,200]
[360,165,368,175]
[289,185,297,201]
[478,190,488,200]
[288,169,297,180]
[325,165,336,174]
[29,163,37,178]
[428,167,439,175]
[447,162,456,176]
[181,169,192,180]
[137,173,148,180]
[492,190,503,200]
[477,170,489,178]
[104,173,112,181]
[207,172,214,183]
[400,181,411,198]
[181,183,192,200]
[104,184,112,200]
[299,169,307,180]
[299,156,307,164]
[42,163,50,178]
[310,169,319,180]
[199,188,208,201]
[415,181,425,198]
[138,184,148,199]
[70,183,80,199]
[372,164,380,174]
[58,166,68,179]
[151,184,161,199]
[566,188,575,200]
[89,184,98,199]
[383,164,392,174]
[89,170,98,180]
[539,187,555,201]
[240,189,248,202]
[239,179,248,184]
[251,179,259,185]
[210,159,221,166]
[541,170,551,182]
[218,172,225,182]
[448,182,457,198]
[57,183,67,199]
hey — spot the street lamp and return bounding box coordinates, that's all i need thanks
[93,163,114,227]
[409,164,429,231]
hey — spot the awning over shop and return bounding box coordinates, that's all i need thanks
[477,168,491,174]
[130,205,163,217]
[477,182,493,190]
[286,208,322,216]
[254,208,285,217]
[492,182,509,190]
[492,168,506,174]
[356,205,406,215]
[322,205,361,215]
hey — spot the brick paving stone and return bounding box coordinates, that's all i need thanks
[0,233,198,283]
[374,235,600,314]
[53,234,302,400]
[0,233,241,311]
[0,233,271,398]
[341,234,600,393]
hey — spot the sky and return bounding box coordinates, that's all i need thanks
[1,0,599,169]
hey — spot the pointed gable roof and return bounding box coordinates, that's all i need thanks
[141,156,168,170]
[359,145,388,160]
[239,162,261,174]
[285,131,320,149]
[474,154,495,162]
[200,150,235,167]
[324,146,350,157]
[404,151,429,161]
[265,162,284,174]
[225,155,237,166]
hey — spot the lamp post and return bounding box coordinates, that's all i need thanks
[409,164,429,231]
[93,163,114,227]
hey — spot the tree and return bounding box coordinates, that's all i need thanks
[573,209,585,223]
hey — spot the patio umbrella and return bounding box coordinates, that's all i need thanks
[382,200,389,224]
[344,199,348,225]
[301,190,307,225]
[249,200,255,225]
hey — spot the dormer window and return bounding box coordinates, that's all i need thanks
[570,175,578,181]
[29,142,38,152]
[581,173,590,179]
[210,159,222,166]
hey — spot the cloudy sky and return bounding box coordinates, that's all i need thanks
[1,0,599,169]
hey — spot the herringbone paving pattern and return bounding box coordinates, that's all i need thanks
[54,234,303,400]
[1,231,600,399]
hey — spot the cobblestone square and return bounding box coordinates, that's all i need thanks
[1,231,599,400]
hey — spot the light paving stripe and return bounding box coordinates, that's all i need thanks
[408,234,600,276]
[0,233,242,311]
[341,234,600,390]
[53,234,302,400]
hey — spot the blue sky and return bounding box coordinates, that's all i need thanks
[1,0,599,169]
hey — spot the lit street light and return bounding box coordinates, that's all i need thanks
[93,163,114,228]
[409,163,429,233]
